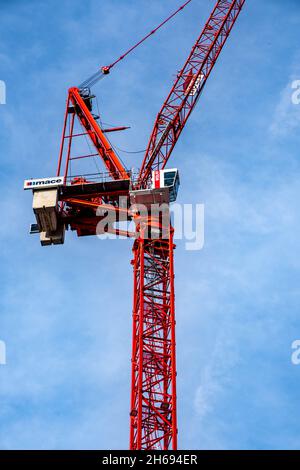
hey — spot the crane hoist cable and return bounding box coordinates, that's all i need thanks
[79,0,193,90]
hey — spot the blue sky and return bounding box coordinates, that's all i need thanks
[0,0,300,450]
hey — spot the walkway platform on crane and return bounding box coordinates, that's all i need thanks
[61,176,131,198]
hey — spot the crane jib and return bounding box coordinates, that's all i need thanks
[138,0,246,188]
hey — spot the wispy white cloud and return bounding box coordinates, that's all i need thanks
[175,146,300,449]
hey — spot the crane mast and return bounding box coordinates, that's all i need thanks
[24,0,246,450]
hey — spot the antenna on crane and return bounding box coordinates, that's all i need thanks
[79,0,193,90]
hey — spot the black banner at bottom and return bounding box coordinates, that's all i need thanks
[0,450,299,465]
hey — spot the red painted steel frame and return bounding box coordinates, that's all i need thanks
[57,87,129,181]
[138,0,245,188]
[130,225,177,450]
[52,0,246,451]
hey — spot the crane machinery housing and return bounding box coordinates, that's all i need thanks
[24,0,246,450]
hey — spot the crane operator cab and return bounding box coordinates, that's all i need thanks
[152,169,180,203]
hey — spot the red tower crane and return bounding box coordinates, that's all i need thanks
[25,0,245,450]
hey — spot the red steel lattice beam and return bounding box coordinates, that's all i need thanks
[138,0,245,188]
[57,87,129,181]
[130,225,177,450]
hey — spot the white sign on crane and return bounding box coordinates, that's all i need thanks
[24,177,64,190]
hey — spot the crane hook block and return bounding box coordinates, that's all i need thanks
[101,66,110,75]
